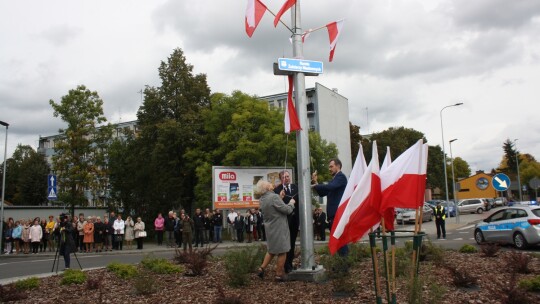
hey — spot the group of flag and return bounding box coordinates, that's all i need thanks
[245,0,344,62]
[329,140,428,254]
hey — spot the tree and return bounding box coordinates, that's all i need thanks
[134,48,211,215]
[49,85,113,215]
[189,91,337,209]
[500,139,519,174]
[0,145,50,206]
[362,127,426,162]
[450,157,471,180]
[349,122,362,161]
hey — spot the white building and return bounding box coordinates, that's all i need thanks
[259,82,352,176]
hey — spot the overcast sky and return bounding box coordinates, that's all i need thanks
[1,0,539,174]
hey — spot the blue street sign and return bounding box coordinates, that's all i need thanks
[48,187,58,200]
[48,174,57,188]
[492,173,511,191]
[278,58,323,74]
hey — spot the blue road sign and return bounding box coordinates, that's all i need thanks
[48,187,58,200]
[492,173,511,191]
[278,58,323,74]
[47,174,57,200]
[48,174,57,188]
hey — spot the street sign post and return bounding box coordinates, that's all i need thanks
[277,58,323,74]
[492,173,511,191]
[48,174,58,200]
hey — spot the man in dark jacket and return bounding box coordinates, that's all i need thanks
[164,211,176,248]
[234,212,245,242]
[315,208,327,241]
[59,214,75,269]
[274,170,299,273]
[193,208,205,247]
[312,158,348,256]
[213,209,223,243]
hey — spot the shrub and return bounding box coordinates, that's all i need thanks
[321,254,355,293]
[519,275,540,292]
[407,276,424,304]
[419,241,445,264]
[0,285,28,302]
[106,262,139,279]
[133,269,157,295]
[348,243,372,264]
[428,280,447,304]
[141,256,183,274]
[316,245,330,256]
[480,242,501,257]
[444,265,477,288]
[14,277,40,290]
[458,244,477,254]
[393,247,413,278]
[504,251,531,274]
[174,244,218,276]
[223,245,266,287]
[214,284,245,304]
[61,269,87,285]
[493,274,531,304]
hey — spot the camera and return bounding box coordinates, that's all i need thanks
[59,213,69,227]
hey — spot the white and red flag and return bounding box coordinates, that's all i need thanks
[284,75,301,133]
[329,142,382,255]
[379,140,428,231]
[274,0,296,27]
[326,20,345,62]
[380,146,396,230]
[245,0,268,37]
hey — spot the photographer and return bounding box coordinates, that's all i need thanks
[58,214,75,269]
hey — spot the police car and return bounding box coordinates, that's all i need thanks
[474,206,540,249]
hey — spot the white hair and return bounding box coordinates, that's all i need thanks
[255,180,272,196]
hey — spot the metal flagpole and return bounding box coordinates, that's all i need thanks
[291,1,316,272]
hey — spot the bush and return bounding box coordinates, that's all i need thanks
[214,284,245,304]
[505,251,531,274]
[494,274,531,304]
[14,277,40,290]
[133,269,157,295]
[0,285,28,302]
[141,255,183,274]
[458,244,477,254]
[444,265,477,288]
[480,242,501,257]
[61,269,87,285]
[223,245,266,287]
[519,275,540,292]
[174,244,218,276]
[106,262,139,279]
[348,243,372,264]
[419,241,445,264]
[407,276,424,304]
[393,247,413,278]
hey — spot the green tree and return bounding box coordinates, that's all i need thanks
[500,139,519,174]
[362,127,426,162]
[520,154,540,187]
[349,122,362,161]
[13,145,49,205]
[450,157,471,180]
[49,85,113,215]
[135,48,211,215]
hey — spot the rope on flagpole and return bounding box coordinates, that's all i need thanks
[298,18,346,37]
[264,5,294,33]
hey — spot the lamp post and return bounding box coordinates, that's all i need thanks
[0,120,8,254]
[449,138,458,223]
[514,139,523,201]
[440,103,463,218]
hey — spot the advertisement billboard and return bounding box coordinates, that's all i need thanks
[212,166,294,210]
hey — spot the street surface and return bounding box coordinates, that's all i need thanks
[1,207,538,285]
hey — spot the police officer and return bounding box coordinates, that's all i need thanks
[434,202,446,239]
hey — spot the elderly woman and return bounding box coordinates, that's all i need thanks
[83,216,94,253]
[256,180,295,282]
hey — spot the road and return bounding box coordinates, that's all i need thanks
[1,207,538,284]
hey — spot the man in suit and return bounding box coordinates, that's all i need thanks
[312,158,348,256]
[274,170,299,273]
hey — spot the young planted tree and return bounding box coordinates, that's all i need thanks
[49,85,112,214]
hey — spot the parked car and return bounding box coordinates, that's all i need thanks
[457,198,486,214]
[441,201,457,217]
[474,206,540,249]
[396,203,434,224]
[494,197,508,207]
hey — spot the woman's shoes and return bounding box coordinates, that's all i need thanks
[274,275,287,282]
[257,267,265,279]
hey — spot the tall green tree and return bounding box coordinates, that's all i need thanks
[450,157,471,180]
[49,85,113,215]
[500,139,519,174]
[349,122,362,161]
[13,145,49,205]
[135,48,211,215]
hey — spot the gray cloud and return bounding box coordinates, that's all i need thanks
[40,25,82,46]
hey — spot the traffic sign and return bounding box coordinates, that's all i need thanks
[278,58,323,74]
[492,173,511,191]
[48,174,56,187]
[48,187,57,200]
[48,174,57,200]
[529,177,540,189]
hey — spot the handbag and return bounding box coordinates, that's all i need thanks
[114,234,123,242]
[139,231,147,237]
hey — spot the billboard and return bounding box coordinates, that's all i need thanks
[212,166,294,210]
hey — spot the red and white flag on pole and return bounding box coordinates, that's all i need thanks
[284,75,301,133]
[326,20,345,62]
[379,140,428,230]
[274,0,296,27]
[245,0,268,37]
[329,142,382,255]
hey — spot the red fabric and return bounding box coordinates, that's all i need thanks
[245,0,267,37]
[274,0,296,27]
[326,20,344,62]
[284,75,301,133]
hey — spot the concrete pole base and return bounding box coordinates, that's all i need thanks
[287,265,326,282]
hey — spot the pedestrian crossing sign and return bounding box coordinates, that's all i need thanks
[48,187,58,200]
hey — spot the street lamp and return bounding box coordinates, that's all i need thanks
[0,120,8,255]
[514,139,523,201]
[440,102,463,218]
[449,138,459,223]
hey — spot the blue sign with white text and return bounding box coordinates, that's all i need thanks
[492,173,510,191]
[278,58,323,74]
[48,174,57,200]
